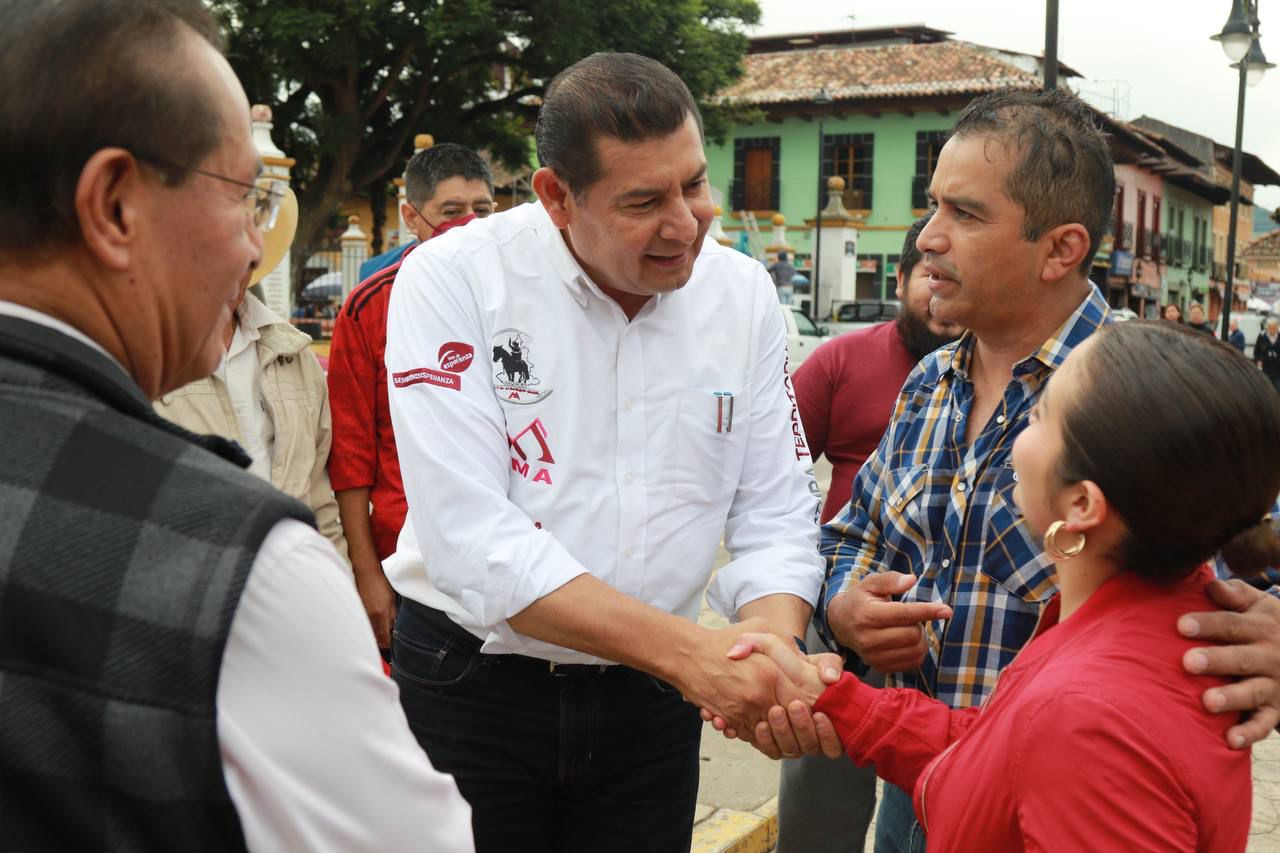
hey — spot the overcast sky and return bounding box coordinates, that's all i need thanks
[753,0,1280,214]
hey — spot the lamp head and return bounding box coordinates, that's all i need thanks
[1213,0,1254,62]
[1234,37,1276,86]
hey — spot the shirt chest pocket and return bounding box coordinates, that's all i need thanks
[672,387,746,504]
[979,464,1057,602]
[881,465,950,560]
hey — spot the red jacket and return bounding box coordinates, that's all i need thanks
[326,247,417,560]
[815,564,1250,852]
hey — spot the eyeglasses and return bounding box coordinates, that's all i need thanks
[133,152,287,231]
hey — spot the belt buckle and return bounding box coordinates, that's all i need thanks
[547,661,607,677]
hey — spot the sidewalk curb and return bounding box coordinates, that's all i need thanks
[690,797,778,853]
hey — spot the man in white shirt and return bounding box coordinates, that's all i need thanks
[156,269,349,558]
[384,52,828,851]
[0,1,471,849]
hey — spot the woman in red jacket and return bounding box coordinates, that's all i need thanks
[734,321,1280,852]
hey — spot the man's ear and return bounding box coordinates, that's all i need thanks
[532,167,573,228]
[401,201,430,242]
[894,268,906,302]
[1039,222,1091,284]
[76,148,143,272]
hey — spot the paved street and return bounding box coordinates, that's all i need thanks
[691,457,1280,851]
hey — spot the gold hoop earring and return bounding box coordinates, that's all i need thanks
[1044,520,1086,561]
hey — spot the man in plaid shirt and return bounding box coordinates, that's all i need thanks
[807,89,1280,852]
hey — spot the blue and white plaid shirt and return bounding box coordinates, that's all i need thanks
[817,286,1111,708]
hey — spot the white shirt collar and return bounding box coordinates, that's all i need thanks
[0,300,128,372]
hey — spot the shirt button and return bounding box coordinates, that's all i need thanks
[996,415,1006,425]
[624,547,635,559]
[954,412,963,423]
[941,558,952,569]
[957,482,967,493]
[624,472,635,484]
[622,399,633,411]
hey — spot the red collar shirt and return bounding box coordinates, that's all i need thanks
[382,202,823,662]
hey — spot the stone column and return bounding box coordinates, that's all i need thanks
[250,104,296,319]
[765,213,793,260]
[397,133,434,245]
[805,177,861,320]
[709,205,733,247]
[340,216,368,302]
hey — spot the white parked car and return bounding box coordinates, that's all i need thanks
[781,305,829,367]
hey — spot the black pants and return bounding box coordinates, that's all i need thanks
[393,602,702,853]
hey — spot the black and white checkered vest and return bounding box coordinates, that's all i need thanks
[0,316,315,851]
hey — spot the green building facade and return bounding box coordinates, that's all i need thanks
[705,26,1062,313]
[1161,182,1217,307]
[706,111,954,301]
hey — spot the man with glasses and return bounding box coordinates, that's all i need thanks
[328,143,494,651]
[0,1,473,849]
[155,183,349,559]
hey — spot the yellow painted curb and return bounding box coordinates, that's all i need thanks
[690,808,771,853]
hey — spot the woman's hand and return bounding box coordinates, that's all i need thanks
[726,632,829,706]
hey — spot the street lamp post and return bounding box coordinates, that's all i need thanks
[813,87,833,320]
[1044,0,1059,89]
[1213,0,1274,341]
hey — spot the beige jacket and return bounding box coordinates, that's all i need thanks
[156,294,348,562]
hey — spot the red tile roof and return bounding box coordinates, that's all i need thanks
[1244,229,1280,259]
[721,41,1044,105]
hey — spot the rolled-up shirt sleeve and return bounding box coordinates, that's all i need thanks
[384,250,588,627]
[708,277,824,617]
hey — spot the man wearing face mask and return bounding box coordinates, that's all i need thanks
[328,143,495,651]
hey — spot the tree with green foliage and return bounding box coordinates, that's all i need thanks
[208,0,761,295]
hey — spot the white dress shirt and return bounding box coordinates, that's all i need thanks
[383,202,823,664]
[217,297,277,482]
[220,521,474,852]
[0,303,474,852]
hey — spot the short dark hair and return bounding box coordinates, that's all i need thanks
[1057,321,1280,581]
[404,143,494,208]
[952,88,1114,275]
[535,52,703,197]
[0,0,225,258]
[899,212,934,280]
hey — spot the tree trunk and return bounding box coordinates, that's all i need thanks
[288,151,359,301]
[368,177,387,256]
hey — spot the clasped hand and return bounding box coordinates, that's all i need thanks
[692,627,847,760]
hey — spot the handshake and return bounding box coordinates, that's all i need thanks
[686,573,953,760]
[666,616,844,760]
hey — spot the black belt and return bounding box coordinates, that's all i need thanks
[404,600,626,679]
